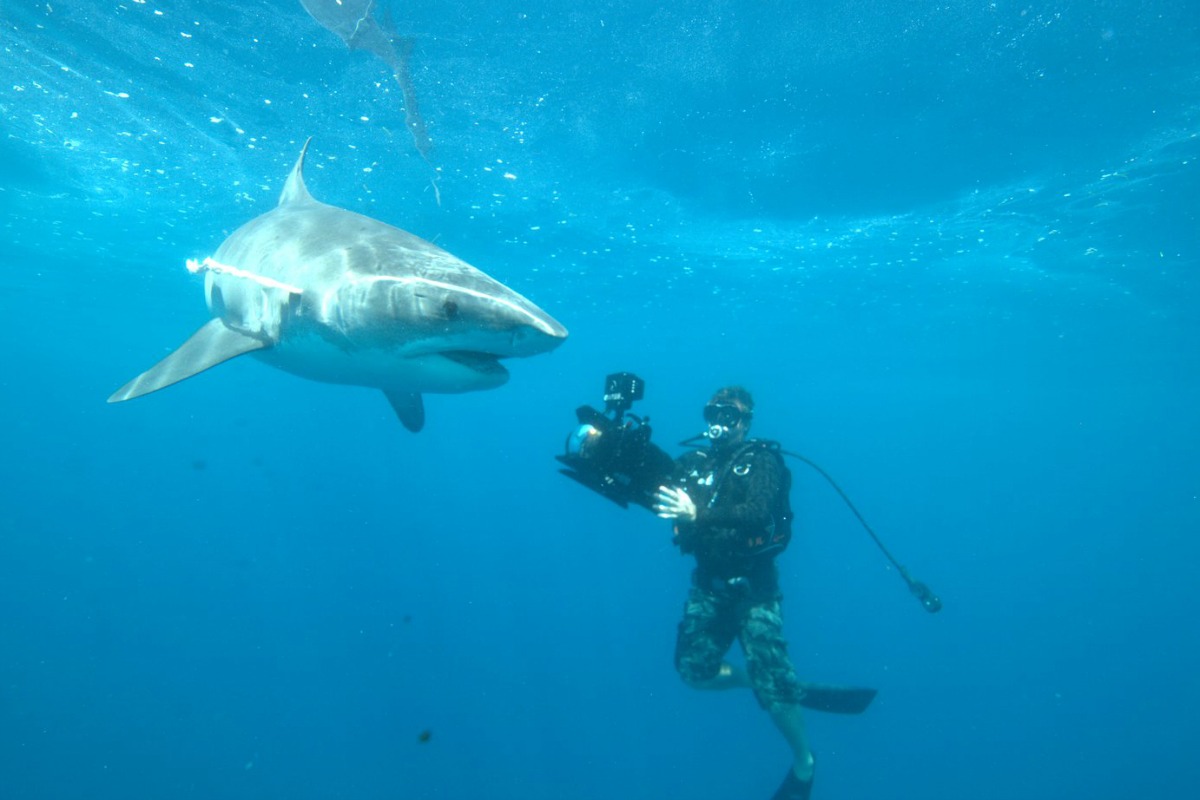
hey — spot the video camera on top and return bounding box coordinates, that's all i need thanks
[556,372,675,510]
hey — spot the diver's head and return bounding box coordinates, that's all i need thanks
[703,386,753,448]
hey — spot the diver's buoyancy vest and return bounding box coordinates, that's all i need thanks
[680,439,794,559]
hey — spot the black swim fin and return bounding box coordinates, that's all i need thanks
[770,764,814,800]
[797,682,877,715]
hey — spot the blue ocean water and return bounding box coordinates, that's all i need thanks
[2,1,1198,798]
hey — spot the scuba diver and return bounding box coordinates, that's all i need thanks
[558,373,937,799]
[651,386,815,800]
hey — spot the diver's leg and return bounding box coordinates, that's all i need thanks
[686,660,752,690]
[740,598,814,794]
[709,661,752,689]
[674,583,740,690]
[767,704,814,783]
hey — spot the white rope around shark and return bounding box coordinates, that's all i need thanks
[186,257,302,294]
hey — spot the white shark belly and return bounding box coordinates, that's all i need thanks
[253,331,509,394]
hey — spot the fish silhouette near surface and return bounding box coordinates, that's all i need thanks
[300,0,433,162]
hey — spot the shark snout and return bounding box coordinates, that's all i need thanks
[523,305,568,343]
[443,283,567,358]
[509,312,568,355]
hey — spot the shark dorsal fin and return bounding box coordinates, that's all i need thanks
[278,137,316,207]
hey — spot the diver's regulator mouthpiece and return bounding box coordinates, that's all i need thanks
[702,403,748,443]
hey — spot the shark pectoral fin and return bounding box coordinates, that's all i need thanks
[108,319,268,403]
[384,390,425,432]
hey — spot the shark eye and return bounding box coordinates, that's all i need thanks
[442,299,460,320]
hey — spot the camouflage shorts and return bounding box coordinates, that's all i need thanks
[674,582,805,710]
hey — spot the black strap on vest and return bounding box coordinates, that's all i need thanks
[697,439,792,559]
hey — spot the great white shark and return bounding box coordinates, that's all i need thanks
[108,139,567,431]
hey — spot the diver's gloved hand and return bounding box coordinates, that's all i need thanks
[653,486,697,521]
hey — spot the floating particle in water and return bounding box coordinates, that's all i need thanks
[418,730,432,743]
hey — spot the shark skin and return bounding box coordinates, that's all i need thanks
[108,139,567,431]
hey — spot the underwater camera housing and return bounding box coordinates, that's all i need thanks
[556,372,675,510]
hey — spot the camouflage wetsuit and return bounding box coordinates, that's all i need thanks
[670,441,805,711]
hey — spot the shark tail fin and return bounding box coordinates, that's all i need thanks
[108,318,268,403]
[384,389,425,432]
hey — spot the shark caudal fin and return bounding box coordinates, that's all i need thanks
[108,318,268,403]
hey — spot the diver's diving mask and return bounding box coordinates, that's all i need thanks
[703,403,750,441]
[704,403,750,427]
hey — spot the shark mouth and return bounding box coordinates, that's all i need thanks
[441,350,509,376]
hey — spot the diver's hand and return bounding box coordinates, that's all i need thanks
[653,486,697,521]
